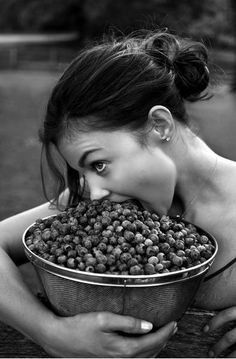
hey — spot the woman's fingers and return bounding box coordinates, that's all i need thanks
[227,348,236,358]
[128,320,177,357]
[96,312,153,334]
[95,312,177,357]
[208,327,236,358]
[203,307,236,358]
[203,307,236,332]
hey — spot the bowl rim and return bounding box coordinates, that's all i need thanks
[22,214,218,287]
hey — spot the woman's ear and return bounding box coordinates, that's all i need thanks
[147,105,175,142]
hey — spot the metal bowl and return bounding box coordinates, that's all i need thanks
[22,216,218,329]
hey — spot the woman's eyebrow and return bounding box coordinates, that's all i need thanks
[78,148,102,168]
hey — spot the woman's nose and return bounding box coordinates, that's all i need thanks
[86,176,110,201]
[89,187,110,201]
[82,175,110,201]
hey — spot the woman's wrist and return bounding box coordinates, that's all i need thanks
[33,306,58,344]
[29,310,60,355]
[37,312,72,357]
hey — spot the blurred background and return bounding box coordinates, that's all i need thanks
[0,0,236,220]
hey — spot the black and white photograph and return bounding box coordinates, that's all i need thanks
[0,0,236,357]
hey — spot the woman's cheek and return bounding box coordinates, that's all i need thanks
[106,168,135,195]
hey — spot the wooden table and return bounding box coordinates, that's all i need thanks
[1,264,234,357]
[0,307,235,358]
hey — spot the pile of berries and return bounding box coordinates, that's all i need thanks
[25,199,215,275]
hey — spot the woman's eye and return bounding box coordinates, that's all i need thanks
[92,161,107,174]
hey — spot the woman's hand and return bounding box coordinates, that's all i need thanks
[203,306,236,358]
[42,311,177,358]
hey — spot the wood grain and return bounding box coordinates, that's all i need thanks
[0,307,235,357]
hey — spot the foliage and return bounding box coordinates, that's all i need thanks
[81,0,235,47]
[0,0,234,48]
[0,0,85,32]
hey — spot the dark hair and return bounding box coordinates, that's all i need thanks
[39,29,210,208]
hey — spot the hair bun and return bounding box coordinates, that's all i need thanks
[173,42,210,101]
[143,31,210,101]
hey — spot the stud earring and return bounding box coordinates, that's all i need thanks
[161,136,171,142]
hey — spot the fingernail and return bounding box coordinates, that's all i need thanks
[208,350,215,358]
[141,321,153,331]
[203,325,209,333]
[173,321,177,329]
[173,326,178,335]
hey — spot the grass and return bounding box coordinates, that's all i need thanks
[0,70,59,220]
[0,62,236,221]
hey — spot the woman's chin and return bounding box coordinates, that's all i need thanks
[109,197,169,216]
[109,196,134,203]
[139,201,155,212]
[139,200,168,216]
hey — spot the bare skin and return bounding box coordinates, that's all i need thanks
[57,106,236,357]
[58,110,236,309]
[0,203,177,357]
[0,106,235,356]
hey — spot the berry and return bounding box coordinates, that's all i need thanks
[130,265,142,275]
[57,255,67,264]
[95,263,106,273]
[135,233,144,243]
[172,255,183,267]
[144,263,155,275]
[96,254,108,265]
[148,256,159,265]
[67,258,76,268]
[25,199,215,275]
[155,263,164,272]
[86,257,97,266]
[120,252,132,263]
[124,230,135,242]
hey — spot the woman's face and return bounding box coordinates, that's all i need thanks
[58,128,176,215]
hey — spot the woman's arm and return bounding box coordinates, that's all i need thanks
[203,307,236,357]
[0,201,177,357]
[0,201,62,346]
[1,186,70,265]
[0,201,61,265]
[0,245,57,344]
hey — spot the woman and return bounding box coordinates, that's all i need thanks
[0,29,235,357]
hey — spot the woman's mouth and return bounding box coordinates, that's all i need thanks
[108,195,143,207]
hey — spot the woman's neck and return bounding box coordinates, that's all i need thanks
[168,193,184,217]
[172,129,220,220]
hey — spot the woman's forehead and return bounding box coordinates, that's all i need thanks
[61,129,138,151]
